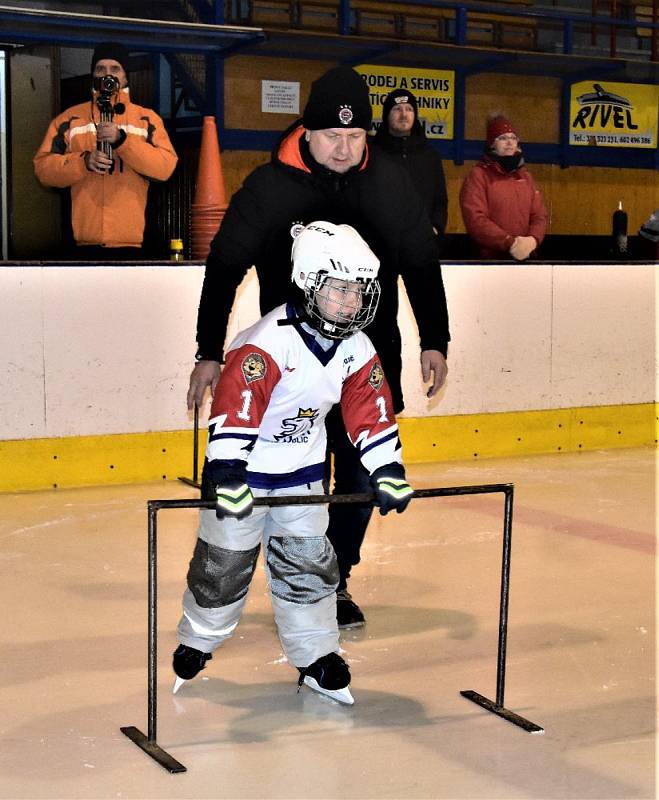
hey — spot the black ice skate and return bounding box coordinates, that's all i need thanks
[337,589,365,629]
[172,644,212,694]
[298,652,354,705]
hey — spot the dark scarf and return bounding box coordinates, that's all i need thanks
[486,149,524,173]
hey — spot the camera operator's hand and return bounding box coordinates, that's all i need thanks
[95,121,121,145]
[84,149,113,174]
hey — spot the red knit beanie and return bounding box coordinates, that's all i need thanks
[486,115,517,147]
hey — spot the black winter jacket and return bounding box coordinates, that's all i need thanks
[196,122,450,413]
[372,121,448,239]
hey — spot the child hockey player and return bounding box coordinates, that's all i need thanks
[173,221,414,704]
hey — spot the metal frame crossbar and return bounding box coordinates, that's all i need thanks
[120,483,543,773]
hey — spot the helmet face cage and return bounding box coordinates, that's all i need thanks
[303,270,381,339]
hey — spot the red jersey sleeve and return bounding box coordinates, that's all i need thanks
[206,344,282,465]
[340,355,403,475]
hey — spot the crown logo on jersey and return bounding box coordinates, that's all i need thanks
[273,407,319,443]
[338,105,354,125]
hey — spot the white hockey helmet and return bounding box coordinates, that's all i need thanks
[291,221,381,339]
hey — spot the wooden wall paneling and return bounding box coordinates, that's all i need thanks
[223,150,271,200]
[545,165,657,236]
[464,73,561,143]
[224,56,333,130]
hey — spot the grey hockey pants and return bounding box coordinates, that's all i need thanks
[176,481,340,668]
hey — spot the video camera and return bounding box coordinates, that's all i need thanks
[93,74,120,113]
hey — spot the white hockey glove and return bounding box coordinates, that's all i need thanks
[370,464,414,516]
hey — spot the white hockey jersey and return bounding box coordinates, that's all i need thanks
[206,303,404,489]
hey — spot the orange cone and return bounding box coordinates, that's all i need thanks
[191,116,228,260]
[193,116,227,207]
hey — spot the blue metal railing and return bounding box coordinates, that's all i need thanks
[221,0,658,60]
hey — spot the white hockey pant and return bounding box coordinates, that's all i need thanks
[176,481,340,668]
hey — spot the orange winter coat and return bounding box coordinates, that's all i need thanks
[34,88,177,248]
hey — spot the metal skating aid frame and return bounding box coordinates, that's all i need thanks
[177,403,201,489]
[120,482,543,773]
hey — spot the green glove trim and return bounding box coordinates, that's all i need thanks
[216,483,253,516]
[375,477,414,500]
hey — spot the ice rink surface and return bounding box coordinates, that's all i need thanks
[0,447,654,799]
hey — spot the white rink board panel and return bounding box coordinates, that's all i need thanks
[0,268,47,438]
[0,263,655,440]
[549,265,656,408]
[400,265,554,417]
[40,266,201,437]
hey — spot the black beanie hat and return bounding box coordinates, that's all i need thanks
[381,88,418,124]
[303,66,372,131]
[91,42,130,78]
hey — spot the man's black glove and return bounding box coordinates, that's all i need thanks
[209,461,254,520]
[370,463,414,516]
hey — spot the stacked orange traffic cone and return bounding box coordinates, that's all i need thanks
[191,115,228,260]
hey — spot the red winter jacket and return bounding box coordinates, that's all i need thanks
[459,155,547,259]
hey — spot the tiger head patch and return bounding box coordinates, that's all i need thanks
[241,352,266,384]
[368,362,384,391]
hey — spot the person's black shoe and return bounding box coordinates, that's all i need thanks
[297,652,354,704]
[336,589,365,629]
[172,644,212,683]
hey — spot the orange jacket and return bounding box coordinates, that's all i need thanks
[34,89,177,248]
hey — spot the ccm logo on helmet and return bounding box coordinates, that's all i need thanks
[307,225,335,236]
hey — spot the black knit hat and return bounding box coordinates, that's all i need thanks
[381,88,418,125]
[91,42,130,78]
[303,66,372,131]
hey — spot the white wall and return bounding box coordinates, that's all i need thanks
[0,263,655,441]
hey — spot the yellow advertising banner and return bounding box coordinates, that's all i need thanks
[569,80,658,148]
[356,64,454,139]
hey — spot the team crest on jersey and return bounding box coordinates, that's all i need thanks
[368,362,384,391]
[241,352,266,384]
[338,105,354,125]
[290,221,306,239]
[273,407,319,443]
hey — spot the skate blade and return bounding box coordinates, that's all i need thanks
[303,676,354,705]
[173,676,186,694]
[338,620,365,631]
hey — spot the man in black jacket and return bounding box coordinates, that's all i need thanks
[187,65,450,629]
[372,88,448,243]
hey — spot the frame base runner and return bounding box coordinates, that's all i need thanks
[460,690,544,734]
[120,726,187,773]
[177,476,201,489]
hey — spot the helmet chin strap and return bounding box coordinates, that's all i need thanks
[277,298,309,328]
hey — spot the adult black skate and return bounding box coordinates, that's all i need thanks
[337,589,365,629]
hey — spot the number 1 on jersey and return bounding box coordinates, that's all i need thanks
[237,389,253,421]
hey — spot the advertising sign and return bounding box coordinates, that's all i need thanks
[356,64,455,139]
[569,81,658,148]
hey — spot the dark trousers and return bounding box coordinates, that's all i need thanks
[324,405,374,591]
